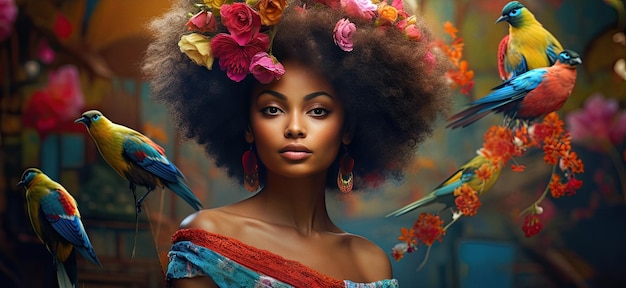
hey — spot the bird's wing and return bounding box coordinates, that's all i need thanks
[545,34,563,66]
[497,35,510,80]
[122,134,181,183]
[472,68,547,113]
[40,189,90,249]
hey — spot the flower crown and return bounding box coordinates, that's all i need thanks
[179,0,425,84]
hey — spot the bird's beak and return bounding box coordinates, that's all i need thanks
[16,180,25,188]
[573,58,582,64]
[75,116,89,127]
[496,15,508,24]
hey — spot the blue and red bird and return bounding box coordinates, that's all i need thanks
[446,49,581,129]
[17,168,101,288]
[496,1,564,80]
[75,110,203,214]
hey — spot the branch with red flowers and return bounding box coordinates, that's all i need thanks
[391,112,585,267]
[433,21,474,96]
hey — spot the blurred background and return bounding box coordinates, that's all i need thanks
[0,0,624,287]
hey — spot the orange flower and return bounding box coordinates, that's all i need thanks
[256,0,287,26]
[549,173,566,198]
[511,164,525,172]
[475,162,493,182]
[377,3,399,24]
[443,21,458,39]
[454,184,481,216]
[482,126,515,166]
[412,213,445,246]
[398,227,416,245]
[560,151,584,174]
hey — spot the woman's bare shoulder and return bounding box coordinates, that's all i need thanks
[343,233,393,281]
[178,207,238,235]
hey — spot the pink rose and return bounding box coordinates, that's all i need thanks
[340,0,377,20]
[404,24,421,41]
[186,10,217,33]
[22,65,85,137]
[0,0,18,41]
[250,52,285,84]
[220,3,262,46]
[333,18,356,52]
[212,33,270,82]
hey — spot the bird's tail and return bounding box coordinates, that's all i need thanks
[446,105,492,129]
[56,250,77,288]
[165,179,203,211]
[385,194,437,217]
[75,244,103,268]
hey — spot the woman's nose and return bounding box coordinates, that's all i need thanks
[284,114,306,138]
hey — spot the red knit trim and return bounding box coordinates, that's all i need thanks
[172,228,345,288]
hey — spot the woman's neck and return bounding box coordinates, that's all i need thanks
[246,172,337,235]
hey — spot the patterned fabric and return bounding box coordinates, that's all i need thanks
[166,229,399,288]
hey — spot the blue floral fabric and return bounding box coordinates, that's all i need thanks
[167,240,399,288]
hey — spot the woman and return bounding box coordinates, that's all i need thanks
[143,0,452,286]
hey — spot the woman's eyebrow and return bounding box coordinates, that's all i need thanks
[257,90,333,100]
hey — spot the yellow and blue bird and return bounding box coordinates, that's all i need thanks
[386,154,502,217]
[496,1,563,80]
[446,50,581,129]
[17,168,102,288]
[75,110,203,214]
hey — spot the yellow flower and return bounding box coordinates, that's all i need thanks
[204,0,225,9]
[178,33,214,69]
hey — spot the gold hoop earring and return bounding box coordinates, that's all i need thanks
[337,148,354,193]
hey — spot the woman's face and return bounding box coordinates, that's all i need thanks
[248,61,346,180]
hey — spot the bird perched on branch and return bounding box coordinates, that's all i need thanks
[75,110,203,214]
[496,1,563,80]
[446,49,582,129]
[386,154,502,217]
[17,168,102,288]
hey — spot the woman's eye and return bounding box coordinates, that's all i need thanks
[262,106,281,115]
[309,108,329,117]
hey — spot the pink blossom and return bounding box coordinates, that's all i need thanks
[249,52,285,84]
[404,24,421,41]
[423,50,436,70]
[0,0,18,41]
[333,18,356,52]
[220,3,262,46]
[22,65,85,137]
[186,10,217,33]
[212,33,270,82]
[38,39,55,64]
[566,93,626,147]
[340,0,377,20]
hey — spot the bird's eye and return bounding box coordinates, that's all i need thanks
[510,8,520,16]
[92,115,100,121]
[562,53,571,59]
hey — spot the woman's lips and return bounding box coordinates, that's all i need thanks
[280,151,312,161]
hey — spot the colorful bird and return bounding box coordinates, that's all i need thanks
[75,110,203,214]
[496,1,564,80]
[386,154,502,217]
[446,49,582,129]
[17,168,102,288]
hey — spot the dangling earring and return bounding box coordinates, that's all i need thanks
[337,148,354,193]
[242,146,259,192]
